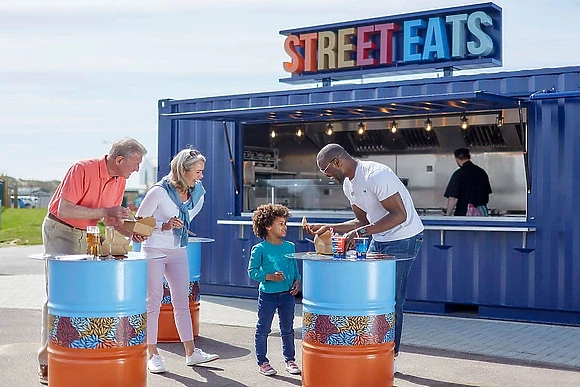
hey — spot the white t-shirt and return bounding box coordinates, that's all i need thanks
[136,185,204,249]
[343,160,424,242]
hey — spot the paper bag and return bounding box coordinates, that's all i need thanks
[314,230,333,255]
[99,230,130,256]
[122,216,156,237]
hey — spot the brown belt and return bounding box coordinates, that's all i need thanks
[47,213,85,231]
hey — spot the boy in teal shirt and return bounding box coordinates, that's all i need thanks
[248,204,301,377]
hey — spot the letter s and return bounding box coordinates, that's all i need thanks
[283,35,304,74]
[467,11,493,56]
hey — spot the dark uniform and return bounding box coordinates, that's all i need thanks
[444,160,492,216]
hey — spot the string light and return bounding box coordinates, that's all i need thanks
[325,123,334,136]
[424,118,432,131]
[390,120,398,133]
[497,114,504,127]
[460,115,469,130]
[270,129,277,138]
[357,122,366,135]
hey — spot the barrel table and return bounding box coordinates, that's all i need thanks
[156,237,214,342]
[287,251,413,387]
[31,252,165,387]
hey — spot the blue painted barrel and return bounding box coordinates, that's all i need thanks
[302,259,396,387]
[47,255,148,387]
[157,237,212,341]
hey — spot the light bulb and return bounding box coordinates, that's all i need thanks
[460,115,468,130]
[326,123,334,135]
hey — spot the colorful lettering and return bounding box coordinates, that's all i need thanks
[356,25,378,66]
[318,31,337,70]
[281,8,498,77]
[403,19,426,62]
[337,28,356,68]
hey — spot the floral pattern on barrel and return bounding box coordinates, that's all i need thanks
[48,313,146,349]
[302,311,395,346]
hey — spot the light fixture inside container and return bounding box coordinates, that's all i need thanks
[460,115,469,130]
[496,114,504,127]
[424,118,432,131]
[390,120,398,133]
[294,125,305,144]
[325,123,334,136]
[270,129,277,138]
[357,122,366,135]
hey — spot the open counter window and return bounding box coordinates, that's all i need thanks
[241,108,528,219]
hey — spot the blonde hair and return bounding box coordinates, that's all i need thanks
[168,148,206,192]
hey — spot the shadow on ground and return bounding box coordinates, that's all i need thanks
[160,336,251,360]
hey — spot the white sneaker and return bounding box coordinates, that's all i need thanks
[186,348,219,366]
[393,357,398,374]
[147,354,166,373]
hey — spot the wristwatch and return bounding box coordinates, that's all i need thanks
[358,227,368,236]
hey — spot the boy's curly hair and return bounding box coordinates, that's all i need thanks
[252,203,291,239]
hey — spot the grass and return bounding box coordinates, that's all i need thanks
[0,207,46,246]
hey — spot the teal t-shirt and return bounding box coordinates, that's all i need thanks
[248,240,301,293]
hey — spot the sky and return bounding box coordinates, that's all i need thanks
[1,0,579,185]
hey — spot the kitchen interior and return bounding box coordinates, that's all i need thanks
[242,108,528,219]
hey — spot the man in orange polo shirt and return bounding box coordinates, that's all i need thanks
[37,137,147,384]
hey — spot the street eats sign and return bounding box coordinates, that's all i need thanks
[280,3,502,84]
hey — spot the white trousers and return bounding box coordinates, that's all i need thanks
[144,246,193,344]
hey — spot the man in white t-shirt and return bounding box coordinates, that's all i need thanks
[304,143,424,374]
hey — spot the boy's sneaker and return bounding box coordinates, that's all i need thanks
[393,357,398,374]
[186,348,219,366]
[285,360,301,375]
[258,362,277,376]
[147,354,166,373]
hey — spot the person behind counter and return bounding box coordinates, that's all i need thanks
[303,143,424,374]
[248,203,302,377]
[38,137,147,385]
[444,148,492,216]
[135,148,218,374]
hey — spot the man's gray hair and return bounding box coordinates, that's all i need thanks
[109,138,147,159]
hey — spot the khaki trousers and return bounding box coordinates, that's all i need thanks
[38,216,87,366]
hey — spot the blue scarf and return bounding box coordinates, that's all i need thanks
[154,176,205,247]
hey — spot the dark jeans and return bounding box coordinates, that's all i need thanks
[255,291,296,365]
[368,232,423,356]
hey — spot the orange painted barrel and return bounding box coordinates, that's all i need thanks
[302,341,394,387]
[300,258,397,387]
[46,254,149,387]
[48,344,146,387]
[157,238,212,342]
[157,296,200,342]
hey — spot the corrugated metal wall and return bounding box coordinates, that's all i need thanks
[158,66,580,324]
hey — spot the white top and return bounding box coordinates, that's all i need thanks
[136,185,205,249]
[343,160,424,242]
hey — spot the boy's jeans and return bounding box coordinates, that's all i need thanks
[255,291,296,365]
[368,232,423,355]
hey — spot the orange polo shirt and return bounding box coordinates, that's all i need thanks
[48,156,126,230]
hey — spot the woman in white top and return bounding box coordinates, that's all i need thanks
[135,148,218,373]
